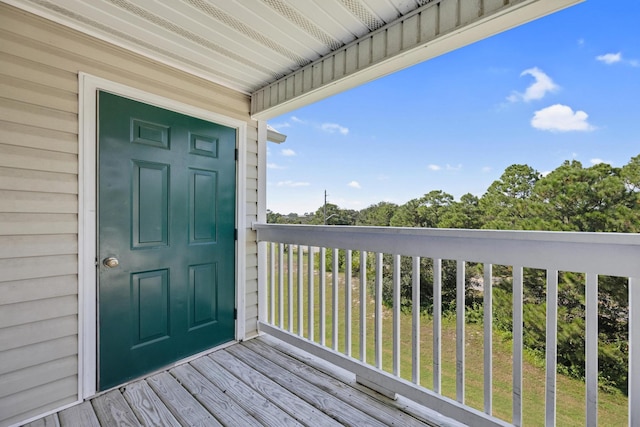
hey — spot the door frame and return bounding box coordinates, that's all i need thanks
[78,73,248,398]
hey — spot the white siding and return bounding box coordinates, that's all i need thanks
[0,3,259,426]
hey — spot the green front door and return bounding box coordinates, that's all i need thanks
[98,92,236,390]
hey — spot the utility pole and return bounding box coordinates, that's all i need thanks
[323,190,337,225]
[323,190,328,225]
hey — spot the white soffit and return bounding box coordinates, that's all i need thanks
[251,0,584,119]
[4,0,582,119]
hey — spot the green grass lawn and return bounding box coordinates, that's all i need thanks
[266,248,628,426]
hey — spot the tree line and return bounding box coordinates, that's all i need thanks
[268,155,640,232]
[267,155,639,394]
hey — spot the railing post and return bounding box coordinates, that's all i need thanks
[269,242,275,324]
[287,244,293,333]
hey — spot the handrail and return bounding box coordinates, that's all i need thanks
[253,223,640,278]
[254,223,638,427]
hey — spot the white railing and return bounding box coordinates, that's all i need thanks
[254,224,639,427]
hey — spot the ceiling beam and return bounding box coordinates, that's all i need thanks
[251,0,583,120]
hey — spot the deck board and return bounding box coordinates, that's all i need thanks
[22,337,440,427]
[244,339,429,427]
[190,355,304,427]
[91,389,141,427]
[121,380,181,427]
[210,349,344,426]
[227,344,390,427]
[171,363,262,427]
[57,401,100,427]
[146,371,222,427]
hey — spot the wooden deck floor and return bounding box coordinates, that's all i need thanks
[22,336,459,427]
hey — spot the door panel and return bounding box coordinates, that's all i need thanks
[98,92,236,390]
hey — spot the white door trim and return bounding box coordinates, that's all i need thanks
[78,73,247,398]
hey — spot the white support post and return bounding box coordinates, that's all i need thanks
[345,250,353,357]
[375,252,383,369]
[545,270,558,426]
[433,258,442,394]
[393,254,401,376]
[483,263,493,415]
[320,247,326,346]
[456,260,466,404]
[585,273,598,427]
[512,266,523,427]
[360,251,368,363]
[412,256,421,385]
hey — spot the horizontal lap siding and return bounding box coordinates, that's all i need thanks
[0,4,258,426]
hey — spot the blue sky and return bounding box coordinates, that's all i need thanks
[267,0,640,215]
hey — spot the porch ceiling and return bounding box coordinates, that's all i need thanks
[5,0,581,119]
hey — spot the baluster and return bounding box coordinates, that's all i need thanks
[412,256,421,385]
[375,252,383,369]
[269,242,275,324]
[483,263,493,415]
[630,277,640,426]
[288,244,293,333]
[586,273,598,427]
[513,266,523,426]
[545,270,558,426]
[308,246,314,341]
[278,243,284,328]
[345,250,352,357]
[319,247,326,346]
[360,251,367,363]
[433,258,442,393]
[456,260,466,404]
[332,248,339,351]
[393,254,401,376]
[297,245,303,337]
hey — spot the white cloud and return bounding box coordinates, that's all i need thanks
[508,67,559,102]
[291,116,305,123]
[277,180,310,187]
[348,181,361,189]
[596,52,622,64]
[590,158,612,165]
[481,166,492,173]
[281,148,296,156]
[267,163,285,170]
[446,164,462,171]
[427,164,442,171]
[531,104,596,132]
[321,123,349,135]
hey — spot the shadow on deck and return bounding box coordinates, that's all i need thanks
[23,336,463,426]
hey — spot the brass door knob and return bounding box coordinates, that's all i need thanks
[103,257,119,268]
